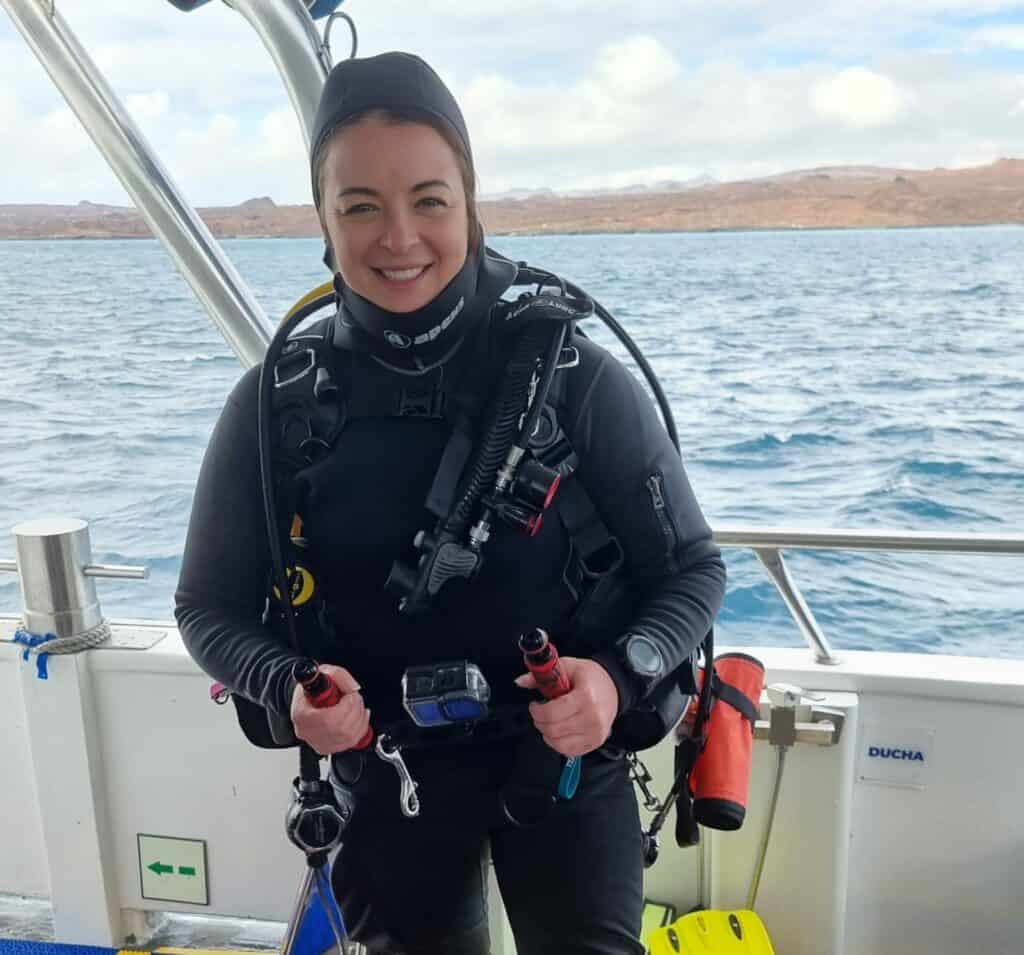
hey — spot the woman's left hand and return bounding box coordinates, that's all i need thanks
[515,656,619,757]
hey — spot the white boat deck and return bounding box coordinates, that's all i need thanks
[3,616,1023,955]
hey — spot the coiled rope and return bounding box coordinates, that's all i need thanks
[13,620,111,679]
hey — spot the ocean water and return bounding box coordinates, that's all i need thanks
[1,228,1021,658]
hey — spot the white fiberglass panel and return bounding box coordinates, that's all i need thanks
[845,692,1024,955]
[0,639,50,897]
[711,691,858,955]
[88,655,304,921]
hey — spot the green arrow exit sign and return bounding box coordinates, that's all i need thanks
[137,834,209,905]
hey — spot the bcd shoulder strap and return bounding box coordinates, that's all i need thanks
[535,347,701,754]
[270,316,349,478]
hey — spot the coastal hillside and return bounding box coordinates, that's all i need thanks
[2,159,1023,239]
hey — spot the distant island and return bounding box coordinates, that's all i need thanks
[2,159,1023,240]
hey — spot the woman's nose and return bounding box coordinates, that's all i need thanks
[379,207,418,254]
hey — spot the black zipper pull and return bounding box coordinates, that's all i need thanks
[647,473,677,562]
[647,474,666,509]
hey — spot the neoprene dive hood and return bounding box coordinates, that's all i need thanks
[310,51,472,209]
[310,50,494,365]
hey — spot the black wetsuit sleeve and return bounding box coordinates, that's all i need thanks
[174,367,304,716]
[563,342,727,714]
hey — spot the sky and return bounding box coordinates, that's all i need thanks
[1,0,1023,205]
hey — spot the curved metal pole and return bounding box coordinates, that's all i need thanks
[2,0,270,367]
[754,547,840,665]
[227,0,332,150]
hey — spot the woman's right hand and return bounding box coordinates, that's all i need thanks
[290,664,371,754]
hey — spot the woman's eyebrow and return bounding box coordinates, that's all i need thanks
[336,180,452,200]
[337,186,379,199]
[411,179,453,192]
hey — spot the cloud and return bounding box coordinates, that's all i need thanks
[259,108,306,162]
[811,68,907,128]
[0,77,309,205]
[2,2,1024,204]
[968,26,1024,51]
[462,47,1024,194]
[1,97,127,203]
[461,36,717,162]
[126,91,170,121]
[163,111,308,204]
[593,35,681,97]
[177,114,241,153]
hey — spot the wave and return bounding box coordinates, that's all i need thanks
[0,398,41,413]
[98,490,194,522]
[91,553,182,572]
[718,582,789,618]
[720,431,846,454]
[839,492,997,524]
[174,353,234,365]
[769,305,801,318]
[887,459,1024,488]
[950,282,1000,297]
[3,229,1023,651]
[899,459,974,479]
[32,430,110,445]
[119,432,200,448]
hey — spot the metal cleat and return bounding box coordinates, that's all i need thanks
[754,683,843,746]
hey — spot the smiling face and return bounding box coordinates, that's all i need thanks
[318,116,471,313]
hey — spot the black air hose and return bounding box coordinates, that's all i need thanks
[445,321,552,535]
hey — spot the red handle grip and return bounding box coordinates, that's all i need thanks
[520,628,571,700]
[296,661,373,750]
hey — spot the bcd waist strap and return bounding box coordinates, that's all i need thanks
[498,731,577,829]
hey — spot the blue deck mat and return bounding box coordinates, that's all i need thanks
[0,942,116,955]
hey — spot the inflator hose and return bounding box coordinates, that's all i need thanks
[445,320,555,535]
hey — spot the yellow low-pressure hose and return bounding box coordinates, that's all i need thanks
[282,281,334,324]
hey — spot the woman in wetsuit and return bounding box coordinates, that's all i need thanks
[176,51,725,955]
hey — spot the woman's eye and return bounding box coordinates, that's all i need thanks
[417,197,447,209]
[342,203,376,216]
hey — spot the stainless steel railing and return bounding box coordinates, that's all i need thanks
[711,526,1024,664]
[5,523,1019,666]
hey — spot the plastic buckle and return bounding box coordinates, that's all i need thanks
[579,537,625,579]
[556,345,580,369]
[397,384,445,418]
[274,348,317,389]
[299,434,331,465]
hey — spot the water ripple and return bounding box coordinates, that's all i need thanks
[2,228,1022,656]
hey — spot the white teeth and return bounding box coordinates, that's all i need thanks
[380,266,427,281]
